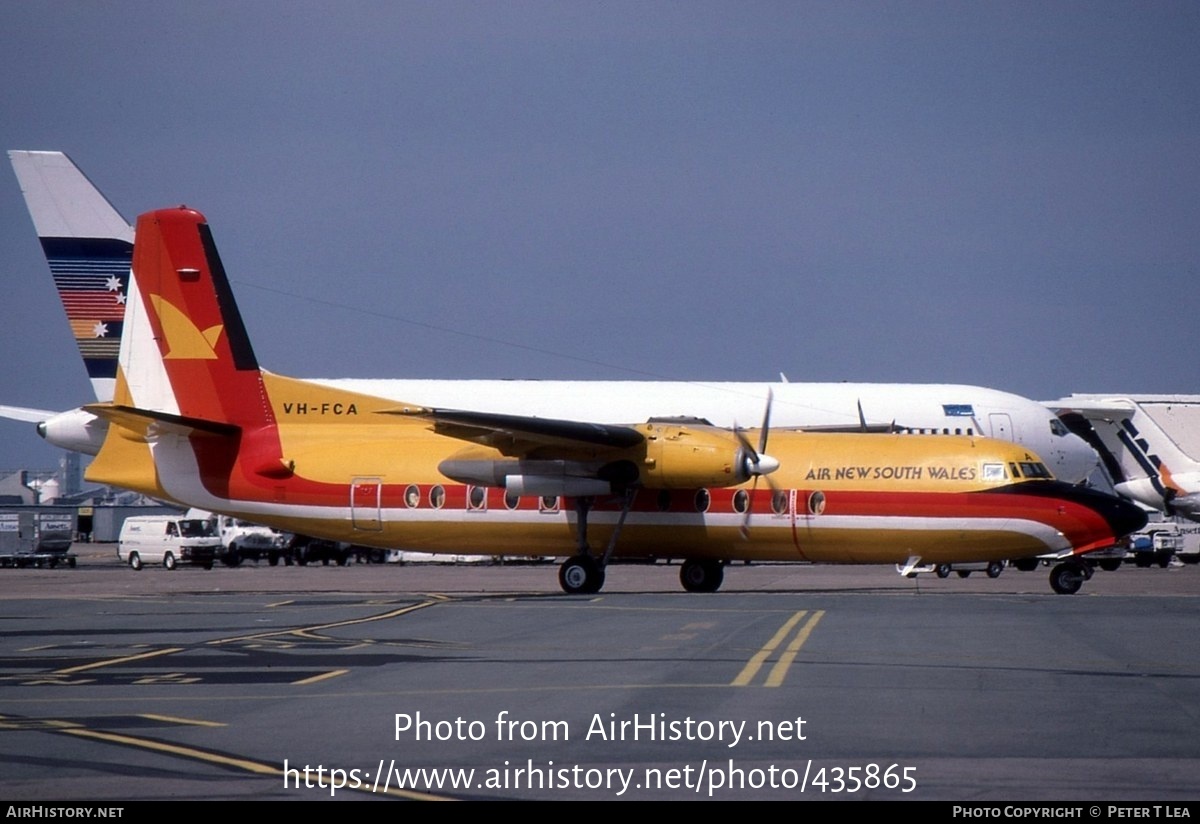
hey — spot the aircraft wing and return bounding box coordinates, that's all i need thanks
[386,406,645,452]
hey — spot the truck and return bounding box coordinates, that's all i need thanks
[212,514,291,566]
[1126,520,1185,569]
[186,509,356,566]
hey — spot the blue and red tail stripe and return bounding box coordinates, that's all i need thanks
[42,236,132,380]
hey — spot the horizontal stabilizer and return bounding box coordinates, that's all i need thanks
[84,403,239,439]
[0,404,57,424]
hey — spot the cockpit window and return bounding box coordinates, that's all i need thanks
[1019,461,1053,479]
[1050,418,1070,437]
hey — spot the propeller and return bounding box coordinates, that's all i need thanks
[736,389,779,539]
[857,399,897,433]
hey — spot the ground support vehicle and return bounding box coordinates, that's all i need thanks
[118,515,221,571]
[0,551,76,568]
[1127,522,1183,569]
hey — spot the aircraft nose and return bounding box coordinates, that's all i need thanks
[1071,484,1148,539]
[1109,496,1149,538]
[1057,433,1100,484]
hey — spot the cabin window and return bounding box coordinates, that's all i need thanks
[657,490,671,511]
[771,489,789,515]
[504,491,520,510]
[429,485,445,509]
[694,489,710,513]
[404,484,420,508]
[539,495,559,513]
[467,485,486,510]
[732,489,749,514]
[808,490,826,516]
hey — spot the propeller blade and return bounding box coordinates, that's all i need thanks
[740,389,778,539]
[758,388,773,455]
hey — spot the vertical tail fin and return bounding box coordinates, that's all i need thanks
[88,206,392,503]
[119,206,271,429]
[8,151,133,402]
[1055,395,1200,520]
[87,206,285,500]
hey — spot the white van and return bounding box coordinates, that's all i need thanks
[117,515,222,570]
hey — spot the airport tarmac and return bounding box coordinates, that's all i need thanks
[0,544,1197,801]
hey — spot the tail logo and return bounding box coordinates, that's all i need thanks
[149,294,223,360]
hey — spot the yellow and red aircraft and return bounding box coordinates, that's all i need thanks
[84,206,1146,595]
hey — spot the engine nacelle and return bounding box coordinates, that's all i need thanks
[637,423,749,489]
[38,408,108,456]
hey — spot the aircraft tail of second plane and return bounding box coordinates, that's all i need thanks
[9,150,133,403]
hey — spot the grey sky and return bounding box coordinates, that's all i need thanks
[1,1,1198,471]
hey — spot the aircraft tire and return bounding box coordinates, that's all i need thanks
[1099,558,1122,572]
[559,556,604,594]
[680,559,724,593]
[956,570,971,578]
[1012,557,1040,572]
[164,552,177,571]
[935,564,952,578]
[1049,562,1084,595]
[129,553,142,571]
[986,561,1004,579]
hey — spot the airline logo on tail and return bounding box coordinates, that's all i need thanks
[55,260,129,374]
[150,294,223,360]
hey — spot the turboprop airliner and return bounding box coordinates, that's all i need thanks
[78,204,1144,594]
[6,151,1099,486]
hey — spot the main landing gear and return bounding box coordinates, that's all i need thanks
[556,492,728,595]
[559,554,605,595]
[679,558,724,593]
[558,496,622,595]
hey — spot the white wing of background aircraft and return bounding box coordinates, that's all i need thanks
[6,150,1099,485]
